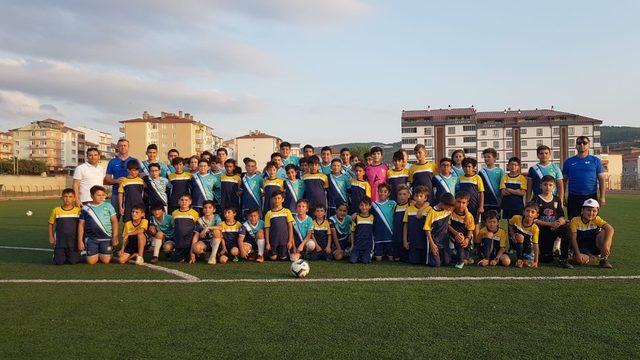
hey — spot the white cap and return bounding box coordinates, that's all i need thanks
[582,198,600,208]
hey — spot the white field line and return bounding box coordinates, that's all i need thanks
[0,245,199,282]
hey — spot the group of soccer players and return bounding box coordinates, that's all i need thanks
[48,141,615,269]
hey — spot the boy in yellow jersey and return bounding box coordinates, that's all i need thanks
[264,190,295,261]
[348,162,371,215]
[118,204,148,265]
[448,191,475,269]
[509,202,540,268]
[263,161,285,214]
[48,188,81,265]
[477,210,510,267]
[217,207,243,264]
[387,150,410,202]
[171,194,200,263]
[118,161,145,222]
[423,193,455,267]
[402,186,432,265]
[569,199,614,269]
[309,205,335,260]
[409,144,438,204]
[458,157,484,239]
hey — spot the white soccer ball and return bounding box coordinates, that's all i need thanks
[25,210,33,217]
[290,259,310,278]
[305,240,316,252]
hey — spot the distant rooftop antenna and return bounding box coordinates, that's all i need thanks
[551,105,555,110]
[448,104,451,110]
[427,105,430,111]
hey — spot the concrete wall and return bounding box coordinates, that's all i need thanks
[0,175,73,193]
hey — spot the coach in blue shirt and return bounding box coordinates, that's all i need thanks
[104,138,137,218]
[562,136,606,219]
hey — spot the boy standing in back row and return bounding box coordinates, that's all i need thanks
[479,148,504,214]
[48,188,81,265]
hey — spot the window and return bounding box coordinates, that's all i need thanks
[402,138,418,145]
[480,130,487,136]
[536,128,543,136]
[594,137,600,143]
[463,136,476,143]
[424,138,433,147]
[553,139,560,147]
[506,152,513,159]
[424,127,432,135]
[553,151,560,158]
[594,125,600,132]
[521,140,527,146]
[463,125,476,131]
[72,150,76,154]
[536,140,543,146]
[520,128,527,134]
[426,149,433,159]
[480,141,487,148]
[493,130,499,137]
[448,127,456,135]
[448,138,456,146]
[402,127,417,134]
[493,141,500,148]
[569,127,575,135]
[522,163,528,169]
[506,140,512,149]
[521,152,528,158]
[594,149,601,155]
[41,131,46,136]
[582,126,589,135]
[553,127,559,135]
[163,124,168,129]
[31,131,35,136]
[506,129,512,137]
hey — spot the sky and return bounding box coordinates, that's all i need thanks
[0,0,638,145]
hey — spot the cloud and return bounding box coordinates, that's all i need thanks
[0,90,63,122]
[0,58,267,119]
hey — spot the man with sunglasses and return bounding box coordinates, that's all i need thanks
[562,136,606,219]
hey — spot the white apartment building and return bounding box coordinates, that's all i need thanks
[234,131,282,169]
[401,107,602,169]
[76,126,114,160]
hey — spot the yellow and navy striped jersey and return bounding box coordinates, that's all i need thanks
[171,208,199,248]
[221,221,242,248]
[509,215,539,244]
[409,162,438,194]
[403,204,431,249]
[386,167,410,201]
[265,207,294,246]
[423,206,451,245]
[263,177,285,213]
[123,218,148,238]
[478,227,508,248]
[393,203,408,243]
[302,172,329,210]
[449,210,475,235]
[312,218,332,248]
[48,206,81,246]
[118,177,145,218]
[118,176,145,194]
[220,173,242,210]
[348,178,371,214]
[500,173,527,214]
[458,174,485,211]
[570,216,607,244]
[350,214,374,249]
[168,172,192,207]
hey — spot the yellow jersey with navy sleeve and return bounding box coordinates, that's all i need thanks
[409,162,438,197]
[221,221,242,249]
[449,210,475,240]
[509,215,539,259]
[423,206,451,247]
[168,172,192,209]
[570,215,607,254]
[171,208,199,248]
[48,206,81,248]
[500,173,527,217]
[118,176,145,221]
[265,207,294,247]
[458,174,484,214]
[478,226,508,259]
[348,178,371,214]
[312,218,332,249]
[302,172,329,211]
[386,167,409,202]
[350,214,374,250]
[402,204,431,250]
[123,218,149,238]
[220,173,242,211]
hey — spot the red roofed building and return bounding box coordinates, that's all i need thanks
[401,106,602,169]
[234,130,282,169]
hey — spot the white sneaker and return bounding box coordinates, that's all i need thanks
[207,254,216,264]
[135,255,145,265]
[553,238,561,256]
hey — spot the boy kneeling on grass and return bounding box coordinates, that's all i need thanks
[78,185,118,265]
[569,199,614,269]
[117,204,148,265]
[476,210,510,267]
[508,202,540,268]
[147,203,176,263]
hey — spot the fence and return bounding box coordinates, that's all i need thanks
[0,184,113,199]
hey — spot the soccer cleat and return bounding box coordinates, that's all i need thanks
[256,255,264,264]
[599,259,613,269]
[558,260,574,269]
[207,254,217,265]
[135,255,144,265]
[150,256,159,264]
[553,238,561,257]
[454,262,464,269]
[232,256,239,263]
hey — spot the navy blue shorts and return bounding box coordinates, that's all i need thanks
[53,248,80,265]
[391,242,407,261]
[338,239,350,251]
[268,244,289,259]
[408,248,427,265]
[86,238,112,256]
[578,234,600,256]
[374,242,392,257]
[124,234,147,254]
[428,245,451,267]
[172,247,191,262]
[349,247,373,264]
[310,249,333,261]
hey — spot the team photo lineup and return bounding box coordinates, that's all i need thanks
[52,135,614,274]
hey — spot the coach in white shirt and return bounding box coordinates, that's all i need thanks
[73,147,106,207]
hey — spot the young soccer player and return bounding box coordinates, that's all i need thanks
[190,200,223,264]
[349,197,375,264]
[309,205,335,260]
[386,150,410,202]
[118,204,148,265]
[458,157,485,235]
[141,144,169,178]
[372,183,397,261]
[479,148,504,214]
[432,157,459,201]
[167,148,180,174]
[509,202,540,268]
[348,162,371,215]
[171,194,199,263]
[500,157,527,221]
[238,208,266,263]
[48,188,81,265]
[291,199,314,261]
[298,157,309,177]
[533,176,573,268]
[569,199,614,269]
[190,159,219,215]
[527,145,564,206]
[269,152,287,179]
[448,191,475,268]
[476,210,510,267]
[423,193,455,267]
[168,157,191,214]
[365,146,388,202]
[402,186,432,265]
[302,155,329,211]
[329,202,351,260]
[118,161,145,222]
[187,156,199,174]
[240,158,263,220]
[364,152,373,166]
[78,185,118,265]
[284,164,305,214]
[264,190,295,261]
[147,203,175,263]
[302,144,315,159]
[216,148,229,166]
[217,207,243,263]
[409,144,438,203]
[340,148,354,177]
[263,161,285,214]
[144,163,170,214]
[280,142,300,167]
[451,149,466,178]
[392,185,410,261]
[220,159,242,216]
[319,146,333,175]
[327,158,350,217]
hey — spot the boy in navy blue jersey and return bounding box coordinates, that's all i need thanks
[348,162,371,215]
[264,190,295,261]
[349,197,375,264]
[302,155,329,211]
[171,194,199,263]
[220,159,242,216]
[533,175,573,268]
[448,191,475,269]
[48,188,81,265]
[458,157,485,238]
[403,186,432,265]
[118,161,145,223]
[329,202,350,260]
[392,184,410,261]
[372,183,396,261]
[424,193,455,267]
[500,157,527,221]
[263,161,285,214]
[386,150,409,202]
[168,157,191,214]
[310,205,335,260]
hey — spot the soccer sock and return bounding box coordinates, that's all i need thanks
[513,242,523,259]
[153,238,162,257]
[257,238,265,256]
[210,238,222,262]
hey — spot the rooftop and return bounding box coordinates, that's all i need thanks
[401,107,602,124]
[235,130,282,141]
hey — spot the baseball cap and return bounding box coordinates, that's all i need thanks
[582,199,600,208]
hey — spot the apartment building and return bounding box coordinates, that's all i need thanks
[76,126,115,160]
[401,107,602,169]
[0,132,13,160]
[11,119,66,171]
[234,130,282,169]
